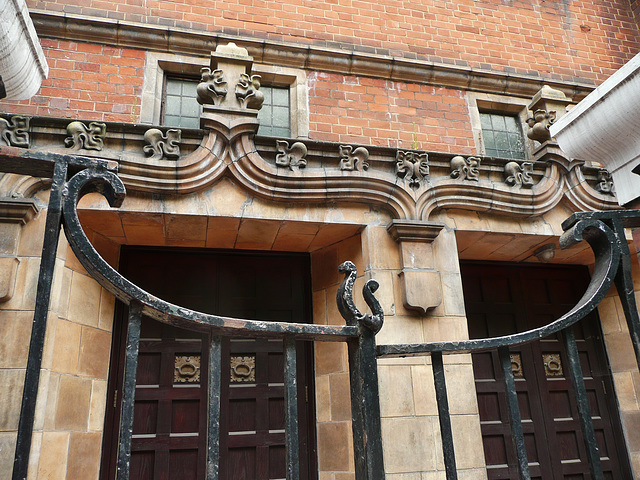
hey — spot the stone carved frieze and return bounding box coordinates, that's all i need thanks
[235,74,264,110]
[504,161,534,188]
[275,140,308,171]
[596,169,615,195]
[143,128,181,160]
[396,150,429,189]
[196,67,228,106]
[450,155,480,181]
[0,116,30,148]
[339,145,369,171]
[526,109,556,143]
[64,121,106,151]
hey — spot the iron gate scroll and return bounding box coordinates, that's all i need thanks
[5,150,640,479]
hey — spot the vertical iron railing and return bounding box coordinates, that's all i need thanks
[378,212,640,479]
[4,148,640,480]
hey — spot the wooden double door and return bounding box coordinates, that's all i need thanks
[101,248,317,480]
[462,262,632,479]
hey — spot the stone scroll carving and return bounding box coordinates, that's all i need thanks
[596,169,615,195]
[339,145,369,171]
[450,155,480,181]
[504,161,534,188]
[275,140,308,171]
[526,109,556,143]
[196,67,228,106]
[0,116,30,148]
[396,151,429,188]
[143,128,181,160]
[64,121,106,151]
[236,74,264,110]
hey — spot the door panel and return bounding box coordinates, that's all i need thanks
[101,248,316,480]
[462,262,632,480]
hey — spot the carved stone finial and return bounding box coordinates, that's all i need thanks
[0,116,30,148]
[595,169,615,195]
[450,155,480,181]
[143,128,181,160]
[196,67,228,106]
[339,145,369,171]
[235,73,264,110]
[526,109,556,143]
[336,261,384,333]
[396,150,429,188]
[64,121,106,151]
[504,161,534,188]
[275,140,307,171]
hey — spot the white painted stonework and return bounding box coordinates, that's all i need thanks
[550,52,640,206]
[0,0,48,100]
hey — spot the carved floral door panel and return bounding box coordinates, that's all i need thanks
[101,249,316,480]
[462,262,632,480]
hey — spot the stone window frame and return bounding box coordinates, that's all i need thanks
[467,92,535,159]
[140,51,310,138]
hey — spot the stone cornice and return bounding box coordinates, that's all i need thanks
[386,221,445,243]
[0,198,38,224]
[30,10,597,101]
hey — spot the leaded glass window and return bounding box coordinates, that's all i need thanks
[480,112,526,160]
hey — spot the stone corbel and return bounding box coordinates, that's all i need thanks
[387,220,445,313]
[527,85,573,153]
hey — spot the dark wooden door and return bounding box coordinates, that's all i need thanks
[462,262,632,480]
[101,249,316,480]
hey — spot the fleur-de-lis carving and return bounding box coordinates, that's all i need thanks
[196,67,228,105]
[64,121,106,151]
[396,150,429,188]
[143,128,181,160]
[339,145,369,171]
[275,140,308,171]
[0,116,30,147]
[596,169,615,195]
[235,74,264,109]
[526,109,556,143]
[450,155,480,181]
[504,161,534,188]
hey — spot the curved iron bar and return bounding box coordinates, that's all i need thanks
[377,217,621,357]
[61,167,358,341]
[337,261,384,333]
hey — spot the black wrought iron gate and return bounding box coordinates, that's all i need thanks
[4,147,640,480]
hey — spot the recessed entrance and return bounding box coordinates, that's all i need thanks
[101,248,317,480]
[462,262,633,479]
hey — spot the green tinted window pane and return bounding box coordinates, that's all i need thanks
[164,115,180,126]
[273,106,289,127]
[484,131,496,150]
[272,87,289,106]
[261,86,272,103]
[163,77,203,129]
[166,79,182,95]
[272,127,290,137]
[495,132,509,150]
[504,116,519,132]
[182,99,200,117]
[181,117,200,129]
[508,132,523,150]
[486,148,498,157]
[491,114,506,130]
[480,113,493,130]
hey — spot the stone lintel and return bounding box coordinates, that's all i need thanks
[0,198,39,225]
[386,220,445,243]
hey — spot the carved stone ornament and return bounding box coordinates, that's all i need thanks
[0,116,30,147]
[64,121,106,151]
[174,355,201,383]
[596,169,615,195]
[275,140,308,171]
[510,353,524,378]
[143,128,181,160]
[339,145,369,171]
[230,355,256,383]
[504,161,534,188]
[396,150,429,188]
[196,67,228,106]
[542,353,563,377]
[526,109,556,143]
[450,155,480,181]
[235,73,264,110]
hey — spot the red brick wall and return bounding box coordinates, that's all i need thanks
[26,0,640,83]
[308,72,474,152]
[0,39,144,122]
